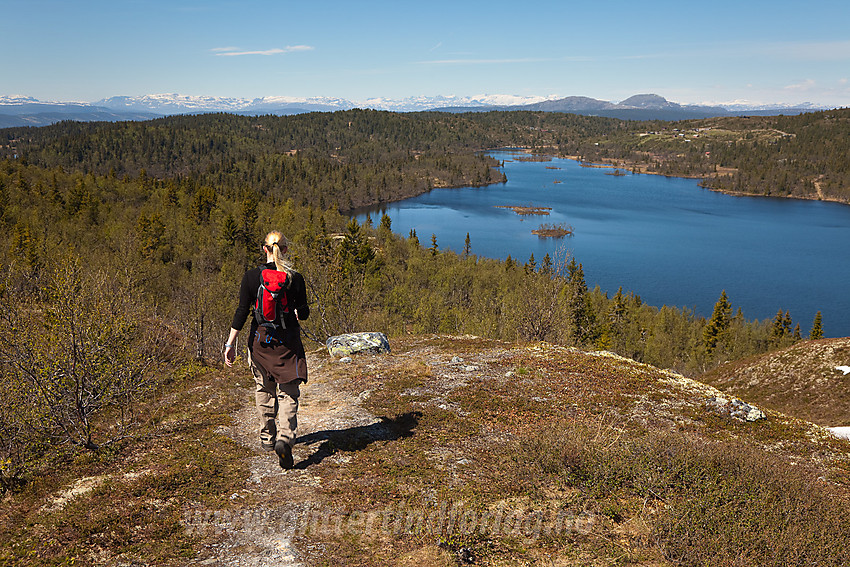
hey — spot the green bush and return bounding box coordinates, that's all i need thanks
[0,256,180,486]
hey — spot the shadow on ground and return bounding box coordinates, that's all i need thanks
[294,411,421,469]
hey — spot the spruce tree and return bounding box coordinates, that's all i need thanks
[66,179,89,216]
[221,213,238,247]
[190,185,217,224]
[338,218,375,278]
[703,290,732,355]
[782,311,793,336]
[11,221,40,275]
[771,309,787,343]
[377,213,393,243]
[610,287,627,326]
[564,258,595,345]
[810,311,824,339]
[165,180,179,207]
[541,253,553,275]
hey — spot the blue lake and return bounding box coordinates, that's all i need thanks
[356,150,850,338]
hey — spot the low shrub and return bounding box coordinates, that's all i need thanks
[523,419,850,566]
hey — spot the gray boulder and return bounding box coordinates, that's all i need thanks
[326,332,391,358]
[706,396,766,422]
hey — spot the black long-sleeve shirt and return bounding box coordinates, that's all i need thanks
[230,262,310,349]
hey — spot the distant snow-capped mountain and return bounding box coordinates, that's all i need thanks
[359,94,558,111]
[93,93,560,114]
[97,93,252,112]
[0,95,49,105]
[698,100,826,112]
[0,93,833,128]
[95,93,351,113]
[0,95,159,127]
[0,94,91,110]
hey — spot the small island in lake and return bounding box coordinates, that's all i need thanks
[495,205,552,215]
[532,222,574,237]
[516,155,553,162]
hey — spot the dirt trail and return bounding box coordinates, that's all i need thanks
[186,351,380,566]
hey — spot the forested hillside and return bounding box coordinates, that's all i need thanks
[578,108,850,202]
[4,107,850,208]
[0,110,622,209]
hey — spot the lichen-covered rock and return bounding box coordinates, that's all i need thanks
[706,395,766,422]
[732,398,766,421]
[326,332,391,357]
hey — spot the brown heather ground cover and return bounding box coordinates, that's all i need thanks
[287,336,850,566]
[3,335,850,566]
[701,337,850,427]
[0,363,254,566]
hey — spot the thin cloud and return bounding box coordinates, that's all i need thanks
[784,79,816,92]
[212,46,314,57]
[418,56,585,65]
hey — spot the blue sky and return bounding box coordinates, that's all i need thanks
[3,0,850,106]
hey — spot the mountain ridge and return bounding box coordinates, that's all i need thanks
[0,93,829,127]
[435,92,794,120]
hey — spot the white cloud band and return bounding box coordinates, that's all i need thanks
[213,46,313,57]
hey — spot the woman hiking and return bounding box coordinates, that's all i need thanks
[224,230,309,469]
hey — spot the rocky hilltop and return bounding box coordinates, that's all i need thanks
[7,335,850,566]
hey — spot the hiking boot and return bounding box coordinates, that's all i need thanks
[274,440,294,470]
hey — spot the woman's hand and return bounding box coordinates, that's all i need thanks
[224,328,239,367]
[224,344,236,367]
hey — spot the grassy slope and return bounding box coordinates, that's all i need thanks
[3,336,850,566]
[701,337,850,427]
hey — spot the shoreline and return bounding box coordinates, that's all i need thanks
[697,183,849,207]
[549,151,850,207]
[352,146,849,214]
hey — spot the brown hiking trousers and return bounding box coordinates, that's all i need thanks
[247,348,300,448]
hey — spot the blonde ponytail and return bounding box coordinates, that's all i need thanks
[264,230,295,279]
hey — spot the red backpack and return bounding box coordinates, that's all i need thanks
[255,268,290,335]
